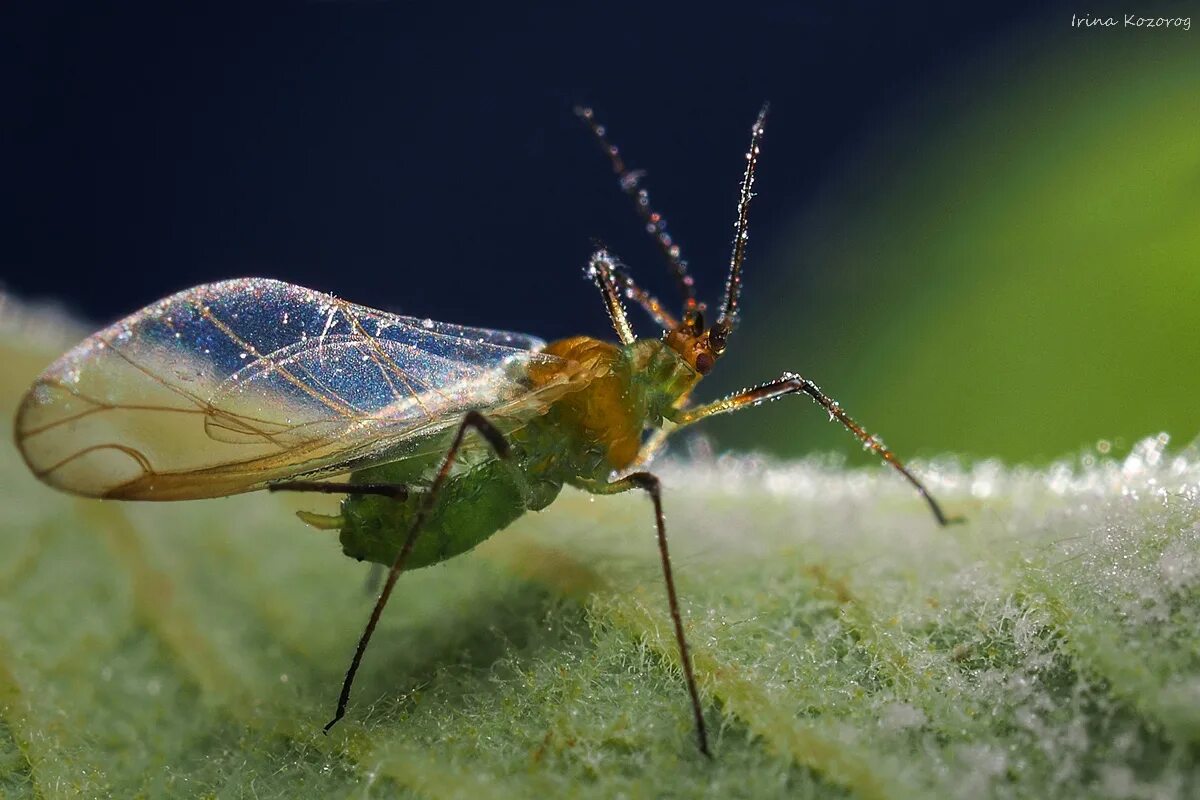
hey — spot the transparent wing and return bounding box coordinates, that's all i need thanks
[15,278,573,500]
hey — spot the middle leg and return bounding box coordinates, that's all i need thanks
[579,472,710,757]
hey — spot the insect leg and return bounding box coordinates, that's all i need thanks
[269,480,410,500]
[323,410,511,733]
[575,106,699,311]
[579,472,710,757]
[623,427,672,473]
[670,373,961,527]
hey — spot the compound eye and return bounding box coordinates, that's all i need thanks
[694,352,714,375]
[707,324,728,354]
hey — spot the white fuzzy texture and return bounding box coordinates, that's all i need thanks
[2,292,1198,798]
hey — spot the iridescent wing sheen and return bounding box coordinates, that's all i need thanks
[15,278,573,500]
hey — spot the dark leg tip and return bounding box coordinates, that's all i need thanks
[322,714,342,735]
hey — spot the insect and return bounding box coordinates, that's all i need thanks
[13,105,957,757]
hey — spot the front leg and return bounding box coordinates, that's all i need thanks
[670,372,961,527]
[577,472,710,757]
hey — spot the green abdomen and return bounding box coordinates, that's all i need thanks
[338,459,560,569]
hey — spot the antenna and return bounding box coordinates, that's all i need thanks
[575,106,699,312]
[715,103,768,334]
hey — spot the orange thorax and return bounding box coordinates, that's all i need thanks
[527,336,644,471]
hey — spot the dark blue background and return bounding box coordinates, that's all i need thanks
[4,2,1041,339]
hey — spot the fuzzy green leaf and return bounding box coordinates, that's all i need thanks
[1,300,1197,799]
